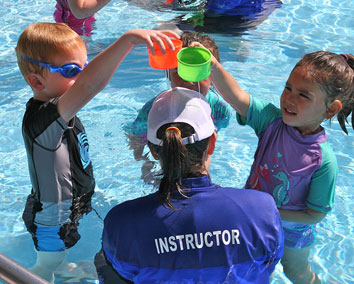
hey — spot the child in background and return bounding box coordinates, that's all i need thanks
[201,48,354,283]
[16,22,177,283]
[54,0,111,36]
[124,32,232,184]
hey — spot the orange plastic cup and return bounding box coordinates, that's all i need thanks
[148,38,182,70]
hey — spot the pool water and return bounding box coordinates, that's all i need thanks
[0,0,353,283]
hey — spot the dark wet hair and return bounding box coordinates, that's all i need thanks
[180,31,220,62]
[293,51,354,134]
[148,122,210,209]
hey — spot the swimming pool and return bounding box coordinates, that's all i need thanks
[0,0,353,283]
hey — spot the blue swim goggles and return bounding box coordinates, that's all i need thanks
[22,56,88,78]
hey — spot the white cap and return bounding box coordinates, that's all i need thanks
[147,87,215,145]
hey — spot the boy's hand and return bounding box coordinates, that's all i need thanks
[124,29,180,55]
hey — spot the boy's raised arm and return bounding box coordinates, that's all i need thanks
[58,29,179,123]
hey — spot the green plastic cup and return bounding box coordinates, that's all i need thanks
[177,47,212,82]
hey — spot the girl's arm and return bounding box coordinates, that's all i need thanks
[58,29,178,122]
[210,61,250,119]
[67,0,111,19]
[189,42,250,118]
[283,144,337,225]
[279,207,327,225]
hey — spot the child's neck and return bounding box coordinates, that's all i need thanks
[296,125,324,136]
[33,92,56,102]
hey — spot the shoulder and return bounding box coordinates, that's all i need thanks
[24,98,59,116]
[307,139,338,213]
[104,193,159,225]
[319,140,337,162]
[205,91,231,110]
[219,186,278,212]
[311,132,338,172]
[217,187,282,235]
[140,96,156,114]
[237,96,281,129]
[103,193,161,247]
[205,91,232,130]
[314,139,338,177]
[23,98,64,136]
[248,96,281,120]
[124,96,156,136]
[205,91,220,103]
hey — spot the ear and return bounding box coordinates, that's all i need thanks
[147,142,160,160]
[26,73,45,91]
[326,99,342,119]
[207,132,217,155]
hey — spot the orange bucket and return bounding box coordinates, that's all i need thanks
[148,38,182,70]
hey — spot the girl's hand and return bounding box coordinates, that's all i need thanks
[189,41,219,68]
[189,41,250,119]
[125,29,180,55]
[279,207,326,224]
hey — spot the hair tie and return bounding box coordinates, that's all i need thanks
[340,53,349,62]
[165,126,181,137]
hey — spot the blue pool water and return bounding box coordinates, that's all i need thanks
[0,0,353,283]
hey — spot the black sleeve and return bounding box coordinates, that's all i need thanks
[94,248,134,284]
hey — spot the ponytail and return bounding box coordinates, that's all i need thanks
[337,53,354,134]
[160,125,188,209]
[149,123,210,209]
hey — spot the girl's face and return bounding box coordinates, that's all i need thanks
[168,68,211,96]
[280,66,329,136]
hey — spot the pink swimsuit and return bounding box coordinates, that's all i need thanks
[54,0,96,36]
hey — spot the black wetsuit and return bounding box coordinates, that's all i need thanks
[22,98,95,250]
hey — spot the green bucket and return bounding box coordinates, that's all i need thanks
[177,47,212,82]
